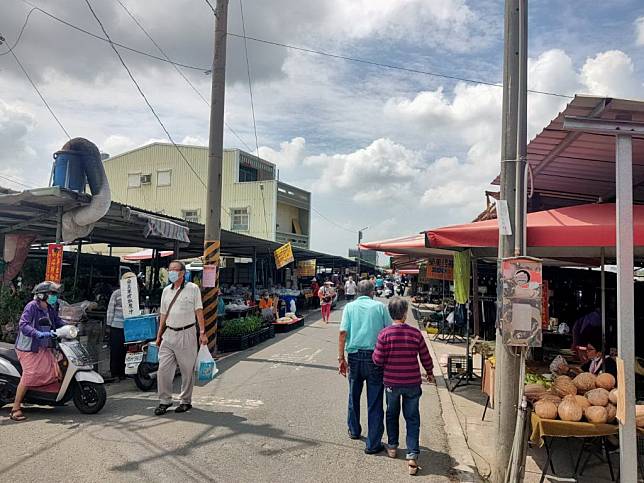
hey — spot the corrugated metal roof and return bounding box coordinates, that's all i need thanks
[492,95,644,209]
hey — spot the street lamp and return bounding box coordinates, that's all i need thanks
[357,226,369,279]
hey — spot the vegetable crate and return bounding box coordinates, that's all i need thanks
[273,317,304,333]
[447,355,472,379]
[218,326,274,353]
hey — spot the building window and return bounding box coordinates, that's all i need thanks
[231,207,249,231]
[157,170,172,187]
[182,209,199,223]
[239,165,258,182]
[128,173,141,188]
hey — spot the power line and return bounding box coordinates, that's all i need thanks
[203,0,216,15]
[0,173,35,189]
[83,0,206,189]
[114,0,254,152]
[0,35,71,139]
[239,0,260,155]
[0,6,35,55]
[311,207,356,234]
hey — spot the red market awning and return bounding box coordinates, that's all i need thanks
[122,249,174,261]
[397,269,420,275]
[425,203,644,251]
[360,234,454,258]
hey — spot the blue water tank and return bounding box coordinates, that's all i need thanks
[52,150,86,192]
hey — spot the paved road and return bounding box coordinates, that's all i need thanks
[1,303,458,482]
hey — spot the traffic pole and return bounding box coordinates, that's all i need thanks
[493,0,522,481]
[203,0,229,353]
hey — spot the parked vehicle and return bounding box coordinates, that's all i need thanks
[0,325,106,414]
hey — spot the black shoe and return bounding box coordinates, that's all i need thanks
[348,429,361,440]
[364,444,385,455]
[154,403,172,416]
[175,403,192,413]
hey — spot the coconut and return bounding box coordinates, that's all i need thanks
[606,403,617,423]
[558,395,583,422]
[585,405,608,424]
[534,400,558,420]
[586,388,610,407]
[538,393,562,407]
[595,373,616,391]
[573,372,596,392]
[574,395,591,410]
[553,375,577,398]
[608,388,618,405]
[524,384,547,402]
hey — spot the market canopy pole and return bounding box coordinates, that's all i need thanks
[202,0,229,353]
[563,116,641,483]
[493,0,523,481]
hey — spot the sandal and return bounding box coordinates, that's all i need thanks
[154,403,172,416]
[9,409,27,422]
[408,460,419,476]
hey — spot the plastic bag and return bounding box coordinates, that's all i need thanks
[194,344,218,386]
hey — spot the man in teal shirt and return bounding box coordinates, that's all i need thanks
[338,280,392,454]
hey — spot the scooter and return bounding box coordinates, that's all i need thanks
[125,340,158,391]
[0,325,106,414]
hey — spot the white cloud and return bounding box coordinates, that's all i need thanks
[101,135,137,156]
[0,100,42,189]
[635,17,644,46]
[580,50,643,100]
[258,137,306,169]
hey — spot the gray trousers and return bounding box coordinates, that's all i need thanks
[157,327,198,405]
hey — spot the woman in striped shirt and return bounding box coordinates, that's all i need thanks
[373,297,435,475]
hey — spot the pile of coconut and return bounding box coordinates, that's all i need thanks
[526,372,618,423]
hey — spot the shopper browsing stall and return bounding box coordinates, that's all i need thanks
[319,281,335,323]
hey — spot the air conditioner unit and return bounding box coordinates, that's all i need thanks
[140,174,152,184]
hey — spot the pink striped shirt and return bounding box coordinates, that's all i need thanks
[372,323,433,387]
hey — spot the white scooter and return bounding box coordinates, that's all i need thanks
[0,325,106,414]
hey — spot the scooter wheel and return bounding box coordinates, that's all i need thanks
[134,362,156,392]
[73,381,106,414]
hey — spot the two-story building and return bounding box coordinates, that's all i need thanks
[103,143,311,248]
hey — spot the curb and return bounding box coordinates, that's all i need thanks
[424,331,482,482]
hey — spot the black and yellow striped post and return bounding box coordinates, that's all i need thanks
[202,240,221,352]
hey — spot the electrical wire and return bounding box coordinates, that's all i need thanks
[83,0,206,189]
[203,0,216,15]
[0,173,36,189]
[113,0,254,152]
[239,0,260,155]
[0,6,35,55]
[311,207,356,234]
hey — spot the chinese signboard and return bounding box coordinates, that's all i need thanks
[45,243,63,283]
[498,257,543,347]
[274,242,294,269]
[421,255,454,281]
[120,272,141,318]
[297,259,316,277]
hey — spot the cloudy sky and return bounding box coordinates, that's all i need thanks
[1,0,644,257]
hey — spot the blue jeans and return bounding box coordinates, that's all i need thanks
[347,350,384,451]
[385,385,422,460]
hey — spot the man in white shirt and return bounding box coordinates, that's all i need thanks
[345,276,357,302]
[154,260,207,416]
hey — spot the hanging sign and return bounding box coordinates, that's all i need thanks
[496,200,512,236]
[120,272,141,318]
[274,242,294,269]
[45,243,64,283]
[425,255,454,281]
[498,257,542,347]
[297,259,316,277]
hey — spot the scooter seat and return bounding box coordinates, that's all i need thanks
[0,341,22,372]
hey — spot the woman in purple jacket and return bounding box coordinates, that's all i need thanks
[10,281,66,422]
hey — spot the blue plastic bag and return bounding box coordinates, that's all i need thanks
[194,345,218,386]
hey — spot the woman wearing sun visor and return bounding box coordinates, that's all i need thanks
[10,281,67,422]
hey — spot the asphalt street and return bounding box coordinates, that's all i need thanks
[0,303,458,482]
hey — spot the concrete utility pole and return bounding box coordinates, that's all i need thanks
[202,0,229,352]
[493,0,523,481]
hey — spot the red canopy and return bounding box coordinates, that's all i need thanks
[425,203,644,249]
[360,234,454,257]
[123,249,174,261]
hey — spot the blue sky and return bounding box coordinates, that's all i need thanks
[1,0,643,257]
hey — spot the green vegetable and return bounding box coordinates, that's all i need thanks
[219,315,263,337]
[524,372,551,389]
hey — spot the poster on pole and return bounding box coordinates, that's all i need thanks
[425,255,454,281]
[120,272,141,318]
[45,243,64,283]
[274,242,294,269]
[297,259,316,277]
[202,265,219,288]
[498,257,542,347]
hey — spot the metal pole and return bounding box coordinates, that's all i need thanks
[600,247,606,355]
[472,258,480,337]
[615,133,637,482]
[73,239,82,297]
[493,0,521,481]
[55,206,63,244]
[357,230,362,278]
[251,247,257,300]
[202,0,228,353]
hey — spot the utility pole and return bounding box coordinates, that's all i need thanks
[202,0,229,353]
[357,226,368,279]
[493,0,523,481]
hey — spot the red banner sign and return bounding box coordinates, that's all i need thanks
[45,243,63,283]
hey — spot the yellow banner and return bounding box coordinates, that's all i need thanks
[274,242,295,269]
[297,259,316,277]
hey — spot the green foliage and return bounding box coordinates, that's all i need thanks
[219,315,263,338]
[0,286,28,343]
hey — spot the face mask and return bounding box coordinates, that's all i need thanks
[168,271,180,283]
[47,294,58,305]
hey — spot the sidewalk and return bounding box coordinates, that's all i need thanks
[427,337,622,482]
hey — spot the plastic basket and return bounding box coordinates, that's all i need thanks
[124,314,158,342]
[447,354,471,379]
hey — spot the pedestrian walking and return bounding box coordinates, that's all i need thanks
[344,276,357,302]
[154,260,208,416]
[372,297,435,475]
[310,278,320,309]
[338,280,392,454]
[106,287,126,381]
[318,281,335,323]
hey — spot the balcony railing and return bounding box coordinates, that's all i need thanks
[276,231,309,248]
